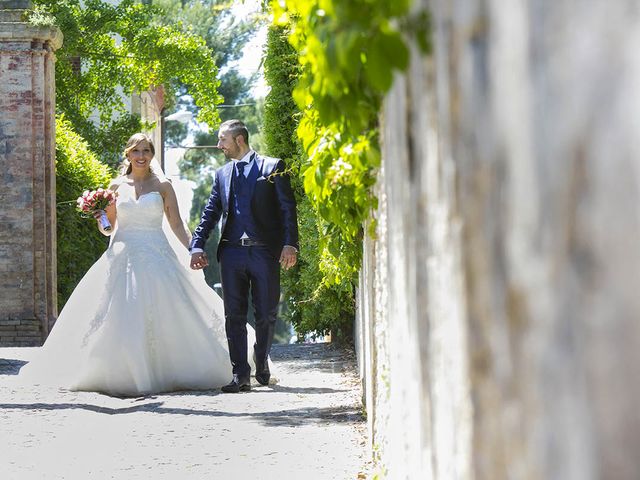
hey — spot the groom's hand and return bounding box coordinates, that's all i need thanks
[279,246,297,270]
[190,252,209,270]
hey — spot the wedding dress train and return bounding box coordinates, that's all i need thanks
[20,190,246,396]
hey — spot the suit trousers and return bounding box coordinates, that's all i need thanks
[219,244,280,378]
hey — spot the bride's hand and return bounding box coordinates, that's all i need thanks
[190,252,209,270]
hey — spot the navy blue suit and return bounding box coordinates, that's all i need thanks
[191,152,298,378]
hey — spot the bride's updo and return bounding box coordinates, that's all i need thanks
[120,133,157,176]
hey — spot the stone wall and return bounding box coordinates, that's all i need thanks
[356,1,640,478]
[0,0,62,346]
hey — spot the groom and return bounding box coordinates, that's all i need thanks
[190,119,299,393]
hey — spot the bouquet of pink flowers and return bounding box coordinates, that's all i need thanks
[76,188,118,231]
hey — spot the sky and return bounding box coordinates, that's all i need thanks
[229,0,269,98]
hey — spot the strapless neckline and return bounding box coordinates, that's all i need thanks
[133,191,161,202]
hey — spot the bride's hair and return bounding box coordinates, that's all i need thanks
[120,133,157,176]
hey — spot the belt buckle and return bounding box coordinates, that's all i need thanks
[240,238,250,247]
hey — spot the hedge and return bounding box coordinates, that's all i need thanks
[55,116,115,309]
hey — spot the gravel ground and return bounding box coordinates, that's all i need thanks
[0,343,369,480]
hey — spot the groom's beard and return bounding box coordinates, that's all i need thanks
[219,148,233,160]
[226,142,242,160]
[214,146,232,159]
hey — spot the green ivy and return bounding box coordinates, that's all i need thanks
[55,116,115,309]
[270,0,431,285]
[264,25,355,341]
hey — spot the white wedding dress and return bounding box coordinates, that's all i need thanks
[20,190,243,396]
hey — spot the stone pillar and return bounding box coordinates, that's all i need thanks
[0,0,62,346]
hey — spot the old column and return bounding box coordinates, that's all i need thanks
[0,0,62,346]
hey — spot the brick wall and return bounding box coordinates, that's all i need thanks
[0,1,62,346]
[0,318,42,346]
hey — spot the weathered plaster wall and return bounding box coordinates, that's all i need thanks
[356,1,640,478]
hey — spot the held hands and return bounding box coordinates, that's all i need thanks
[280,245,298,270]
[190,252,209,270]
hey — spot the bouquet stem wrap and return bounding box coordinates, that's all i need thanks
[98,211,112,232]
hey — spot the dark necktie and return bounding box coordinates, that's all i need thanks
[236,161,247,181]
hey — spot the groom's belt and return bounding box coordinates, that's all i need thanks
[223,238,267,247]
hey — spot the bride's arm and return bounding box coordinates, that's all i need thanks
[160,180,192,250]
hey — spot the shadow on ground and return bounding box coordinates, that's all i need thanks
[0,401,363,426]
[0,359,26,375]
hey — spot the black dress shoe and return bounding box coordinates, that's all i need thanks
[221,375,251,393]
[255,359,271,386]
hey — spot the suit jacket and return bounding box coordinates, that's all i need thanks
[190,153,299,260]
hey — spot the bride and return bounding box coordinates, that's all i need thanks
[20,133,246,396]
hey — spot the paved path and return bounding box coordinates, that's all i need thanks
[0,343,368,479]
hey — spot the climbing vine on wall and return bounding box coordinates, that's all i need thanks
[270,0,430,285]
[263,24,356,341]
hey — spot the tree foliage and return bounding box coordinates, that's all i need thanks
[269,0,431,285]
[156,0,266,226]
[151,0,263,147]
[30,0,224,166]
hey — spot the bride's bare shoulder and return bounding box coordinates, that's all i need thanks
[157,176,175,194]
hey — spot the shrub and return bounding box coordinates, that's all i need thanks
[55,116,115,309]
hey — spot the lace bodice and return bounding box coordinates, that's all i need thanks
[109,190,174,262]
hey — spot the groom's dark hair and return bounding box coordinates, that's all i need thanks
[219,119,249,145]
